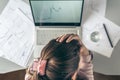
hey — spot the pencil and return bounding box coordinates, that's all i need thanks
[103,24,113,48]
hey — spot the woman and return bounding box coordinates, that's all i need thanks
[25,34,94,80]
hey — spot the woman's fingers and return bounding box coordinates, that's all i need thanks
[56,34,71,42]
[56,34,66,42]
[66,34,83,46]
[56,34,82,44]
[66,34,79,43]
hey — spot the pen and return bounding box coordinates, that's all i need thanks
[103,24,113,48]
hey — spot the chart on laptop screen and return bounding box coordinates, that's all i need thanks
[30,0,84,26]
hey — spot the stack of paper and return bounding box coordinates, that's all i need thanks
[0,0,35,67]
[82,11,120,58]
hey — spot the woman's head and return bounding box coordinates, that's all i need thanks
[38,39,81,80]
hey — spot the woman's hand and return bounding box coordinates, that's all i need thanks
[56,34,89,56]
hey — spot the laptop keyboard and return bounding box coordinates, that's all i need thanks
[36,28,81,45]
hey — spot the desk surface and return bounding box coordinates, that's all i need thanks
[0,0,120,75]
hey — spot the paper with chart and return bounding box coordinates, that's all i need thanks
[82,12,120,58]
[0,7,35,67]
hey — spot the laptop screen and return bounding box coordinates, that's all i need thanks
[29,0,84,27]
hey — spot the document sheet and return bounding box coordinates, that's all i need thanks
[82,12,120,58]
[0,0,35,67]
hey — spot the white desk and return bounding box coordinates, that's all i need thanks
[0,0,120,75]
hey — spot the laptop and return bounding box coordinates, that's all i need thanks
[29,0,84,45]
